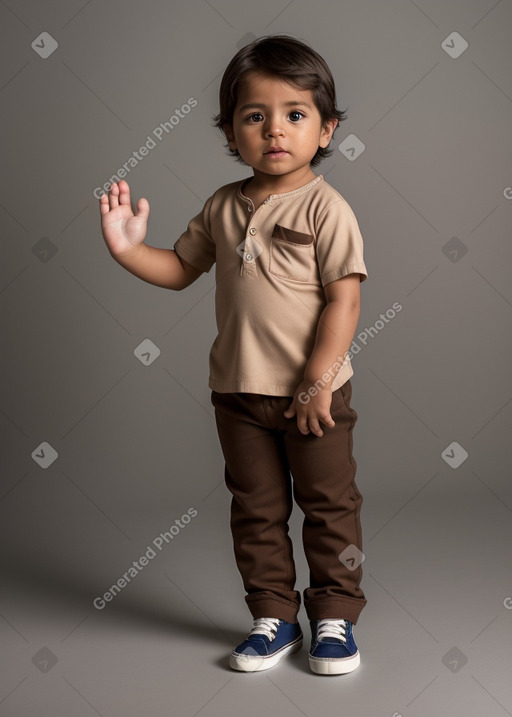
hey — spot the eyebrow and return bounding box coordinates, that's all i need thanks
[237,101,313,113]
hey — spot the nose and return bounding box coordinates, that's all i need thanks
[264,114,284,137]
[266,126,284,139]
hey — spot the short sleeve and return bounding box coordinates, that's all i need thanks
[315,199,368,287]
[173,194,216,273]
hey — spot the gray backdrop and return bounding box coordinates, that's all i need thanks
[1,1,511,716]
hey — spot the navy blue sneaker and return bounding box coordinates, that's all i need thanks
[309,618,360,675]
[230,617,303,672]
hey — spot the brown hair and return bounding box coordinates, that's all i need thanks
[212,34,347,168]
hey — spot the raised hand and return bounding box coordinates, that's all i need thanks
[99,180,150,258]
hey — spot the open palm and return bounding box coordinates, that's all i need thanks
[99,180,150,257]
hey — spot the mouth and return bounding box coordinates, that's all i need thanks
[264,148,289,157]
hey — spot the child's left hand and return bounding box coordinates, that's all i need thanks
[284,382,335,437]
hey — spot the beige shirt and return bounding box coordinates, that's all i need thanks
[173,174,368,396]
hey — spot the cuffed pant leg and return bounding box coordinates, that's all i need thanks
[210,390,301,623]
[283,381,367,624]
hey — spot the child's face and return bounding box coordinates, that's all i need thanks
[224,71,337,180]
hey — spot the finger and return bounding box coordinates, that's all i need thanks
[284,401,295,418]
[320,413,335,429]
[109,182,119,210]
[99,191,109,214]
[297,416,310,435]
[117,180,131,207]
[308,418,324,437]
[135,197,150,220]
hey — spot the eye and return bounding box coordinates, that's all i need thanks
[247,113,263,123]
[289,111,304,122]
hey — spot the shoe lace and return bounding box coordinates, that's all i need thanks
[317,618,347,642]
[248,617,281,642]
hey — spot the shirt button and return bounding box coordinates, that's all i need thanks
[249,227,256,235]
[245,253,253,261]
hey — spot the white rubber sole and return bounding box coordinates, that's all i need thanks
[309,650,360,675]
[230,636,303,672]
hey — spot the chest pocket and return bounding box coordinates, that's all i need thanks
[269,224,315,283]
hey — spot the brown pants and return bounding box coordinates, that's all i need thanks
[210,380,367,625]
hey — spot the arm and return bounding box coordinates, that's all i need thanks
[284,274,362,436]
[99,180,204,291]
[113,244,204,291]
[303,274,361,386]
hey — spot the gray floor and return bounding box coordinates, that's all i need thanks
[2,470,511,717]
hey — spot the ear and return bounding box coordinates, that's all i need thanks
[319,118,338,148]
[223,124,237,151]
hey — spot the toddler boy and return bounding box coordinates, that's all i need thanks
[100,34,368,675]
